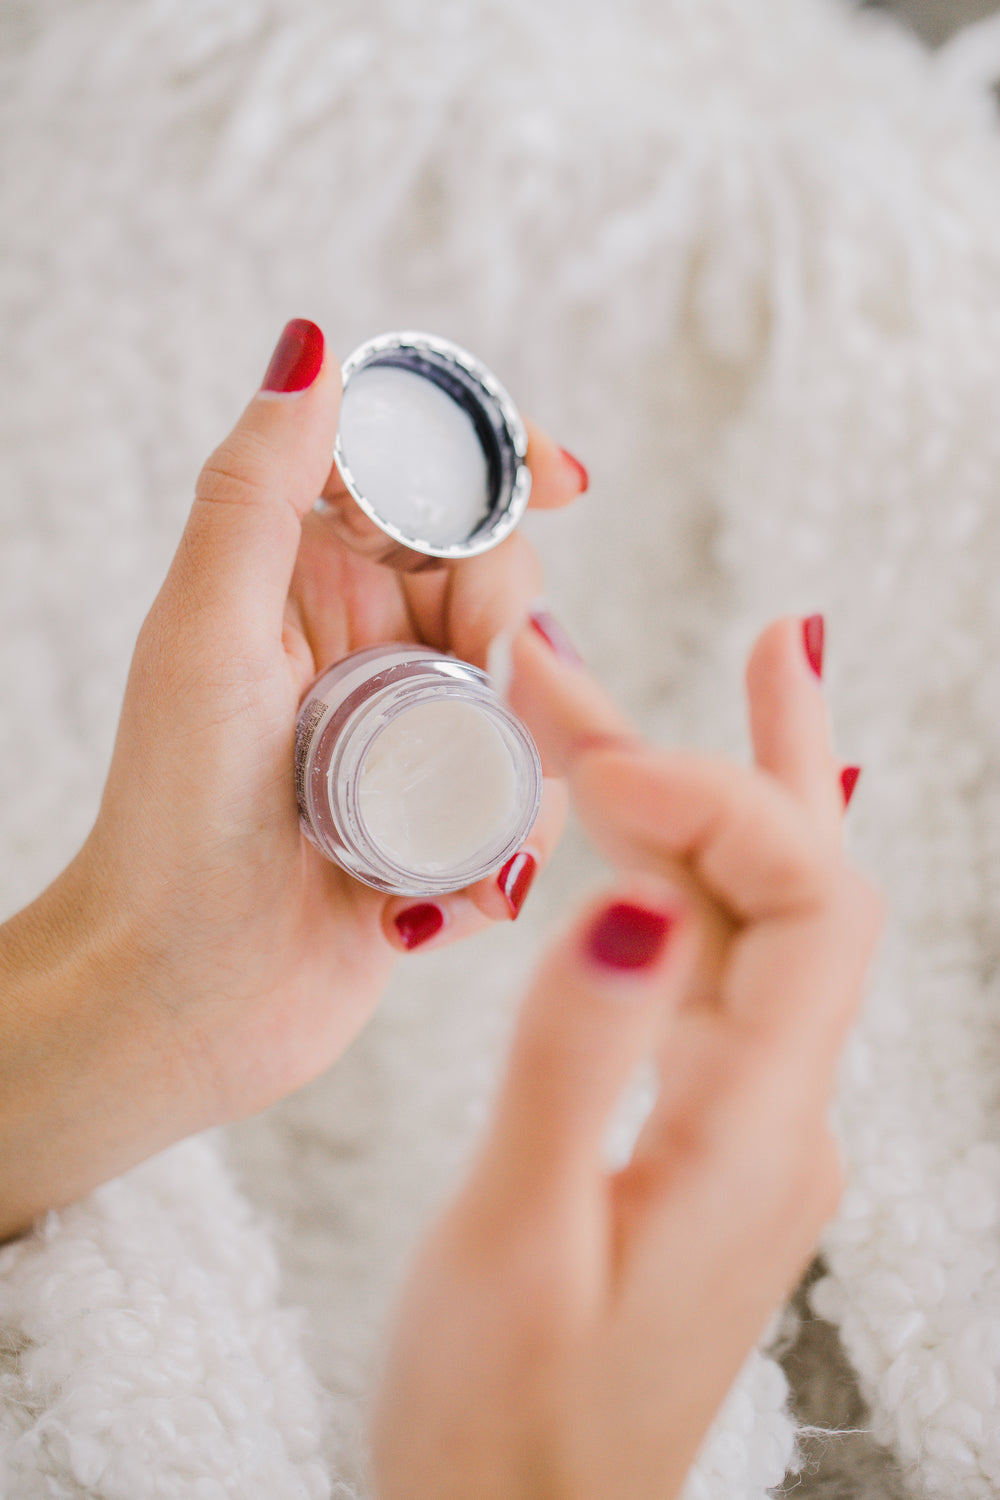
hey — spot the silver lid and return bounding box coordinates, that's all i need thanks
[317,331,531,572]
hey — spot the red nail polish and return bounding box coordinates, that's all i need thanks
[559,448,589,494]
[803,615,825,680]
[841,765,861,808]
[261,318,325,393]
[586,901,675,973]
[497,850,537,920]
[394,904,444,950]
[529,607,583,667]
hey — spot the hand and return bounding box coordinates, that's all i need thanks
[0,320,584,1238]
[371,616,883,1500]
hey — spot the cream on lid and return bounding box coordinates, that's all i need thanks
[337,365,491,546]
[358,699,518,874]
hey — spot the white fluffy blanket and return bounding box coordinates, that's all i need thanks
[4,1,1000,1494]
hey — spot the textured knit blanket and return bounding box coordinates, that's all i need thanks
[4,1,1000,1495]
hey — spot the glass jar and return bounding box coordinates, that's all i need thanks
[295,644,543,896]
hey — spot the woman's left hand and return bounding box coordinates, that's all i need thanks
[0,320,583,1237]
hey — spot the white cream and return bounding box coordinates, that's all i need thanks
[337,364,490,545]
[358,698,518,873]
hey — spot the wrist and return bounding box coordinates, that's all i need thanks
[0,842,202,1239]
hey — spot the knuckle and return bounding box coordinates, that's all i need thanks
[196,435,276,509]
[731,793,837,916]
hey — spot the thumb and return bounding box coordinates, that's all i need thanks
[473,885,694,1221]
[169,319,341,639]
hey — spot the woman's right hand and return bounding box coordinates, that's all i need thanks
[371,615,882,1500]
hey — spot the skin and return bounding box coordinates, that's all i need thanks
[371,617,883,1500]
[0,323,883,1495]
[0,329,581,1240]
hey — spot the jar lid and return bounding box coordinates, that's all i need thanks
[316,331,531,571]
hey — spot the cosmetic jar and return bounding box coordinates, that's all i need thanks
[319,332,531,570]
[295,645,543,895]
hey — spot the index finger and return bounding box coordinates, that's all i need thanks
[495,611,635,776]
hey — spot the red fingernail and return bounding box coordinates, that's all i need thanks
[261,318,325,393]
[529,607,583,667]
[497,850,537,920]
[803,615,825,679]
[841,766,861,808]
[586,901,675,973]
[559,448,589,493]
[394,904,444,950]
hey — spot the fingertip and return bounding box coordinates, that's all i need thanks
[259,318,327,395]
[177,320,343,635]
[524,419,589,508]
[255,318,344,415]
[745,616,841,827]
[527,603,585,668]
[383,893,491,953]
[559,448,589,494]
[582,897,682,978]
[230,319,343,515]
[802,614,825,680]
[462,849,536,924]
[387,901,447,952]
[528,882,691,1007]
[746,615,818,694]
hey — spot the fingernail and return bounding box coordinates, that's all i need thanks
[586,901,676,973]
[803,614,825,680]
[559,448,589,493]
[261,318,325,394]
[529,605,583,667]
[840,766,861,808]
[497,850,537,920]
[394,904,445,950]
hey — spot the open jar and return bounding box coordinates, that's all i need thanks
[295,644,543,896]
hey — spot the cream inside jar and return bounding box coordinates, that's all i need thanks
[358,697,518,873]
